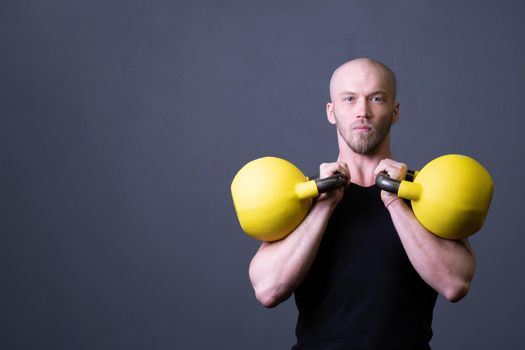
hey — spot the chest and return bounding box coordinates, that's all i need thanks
[310,185,411,284]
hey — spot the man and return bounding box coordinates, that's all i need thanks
[248,58,475,349]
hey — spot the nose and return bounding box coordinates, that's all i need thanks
[355,97,370,119]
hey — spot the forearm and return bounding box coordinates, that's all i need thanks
[249,200,335,307]
[387,199,476,302]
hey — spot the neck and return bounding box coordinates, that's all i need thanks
[336,134,393,187]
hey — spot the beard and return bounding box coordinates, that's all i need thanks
[336,115,393,155]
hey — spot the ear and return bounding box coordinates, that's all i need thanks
[391,101,400,124]
[326,102,336,125]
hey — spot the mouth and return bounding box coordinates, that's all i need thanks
[353,125,372,133]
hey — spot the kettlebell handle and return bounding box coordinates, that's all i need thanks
[309,173,347,194]
[375,170,417,194]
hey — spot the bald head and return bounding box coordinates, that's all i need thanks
[329,58,397,102]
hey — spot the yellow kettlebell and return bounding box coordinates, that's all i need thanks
[376,154,494,239]
[231,157,346,242]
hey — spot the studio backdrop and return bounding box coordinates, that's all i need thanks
[2,1,525,349]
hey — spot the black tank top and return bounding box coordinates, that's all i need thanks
[293,184,437,350]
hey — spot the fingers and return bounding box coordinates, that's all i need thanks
[320,161,351,185]
[374,158,407,181]
[316,161,350,205]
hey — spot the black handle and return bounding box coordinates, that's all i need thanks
[375,170,416,194]
[309,173,347,194]
[405,170,416,182]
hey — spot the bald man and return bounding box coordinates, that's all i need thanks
[249,58,475,350]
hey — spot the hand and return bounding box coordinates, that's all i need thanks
[374,159,407,208]
[316,161,351,207]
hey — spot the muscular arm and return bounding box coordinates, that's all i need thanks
[376,159,475,302]
[248,162,350,308]
[387,199,475,302]
[249,200,336,308]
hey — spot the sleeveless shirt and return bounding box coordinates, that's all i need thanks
[292,184,437,350]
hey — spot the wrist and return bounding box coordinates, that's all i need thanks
[384,196,401,209]
[313,196,339,213]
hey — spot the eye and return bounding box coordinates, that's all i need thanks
[370,95,385,103]
[344,96,355,102]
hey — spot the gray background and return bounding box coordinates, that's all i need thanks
[2,0,524,349]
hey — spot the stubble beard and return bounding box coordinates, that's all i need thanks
[336,116,393,155]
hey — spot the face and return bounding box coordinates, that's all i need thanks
[327,60,399,155]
